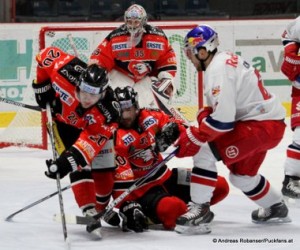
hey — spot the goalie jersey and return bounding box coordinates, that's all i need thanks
[90,24,177,82]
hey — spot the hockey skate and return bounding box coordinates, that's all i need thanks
[252,201,291,224]
[174,202,214,235]
[282,176,300,206]
[83,207,102,239]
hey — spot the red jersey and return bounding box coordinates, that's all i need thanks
[35,46,118,165]
[90,24,177,82]
[112,108,184,205]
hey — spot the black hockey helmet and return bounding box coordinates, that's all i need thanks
[78,64,109,95]
[114,86,139,110]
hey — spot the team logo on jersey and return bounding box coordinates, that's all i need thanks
[112,42,129,51]
[212,86,221,97]
[84,114,96,125]
[52,82,74,105]
[225,145,239,159]
[146,42,164,50]
[142,116,157,130]
[122,133,135,146]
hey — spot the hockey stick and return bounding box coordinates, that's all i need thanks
[5,185,71,221]
[46,104,70,246]
[0,97,41,112]
[151,82,190,126]
[67,33,79,58]
[86,147,178,233]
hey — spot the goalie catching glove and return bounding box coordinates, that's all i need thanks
[155,122,180,152]
[151,71,175,100]
[119,201,148,233]
[45,150,78,179]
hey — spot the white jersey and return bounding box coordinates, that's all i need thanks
[203,51,285,130]
[282,16,300,42]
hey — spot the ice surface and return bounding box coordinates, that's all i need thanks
[0,120,299,250]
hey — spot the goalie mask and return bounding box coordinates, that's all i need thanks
[184,25,219,56]
[124,4,147,46]
[78,64,109,96]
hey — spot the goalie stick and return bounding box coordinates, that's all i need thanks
[0,97,41,112]
[85,147,178,233]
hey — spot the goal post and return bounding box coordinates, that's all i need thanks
[39,24,203,122]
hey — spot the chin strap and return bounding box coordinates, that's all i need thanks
[196,52,214,71]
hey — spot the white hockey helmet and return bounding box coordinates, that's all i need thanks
[124,4,147,36]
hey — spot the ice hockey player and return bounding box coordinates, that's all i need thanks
[89,4,177,109]
[156,25,291,234]
[32,46,121,235]
[280,16,300,202]
[112,86,229,232]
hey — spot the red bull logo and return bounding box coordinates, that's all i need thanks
[188,36,205,47]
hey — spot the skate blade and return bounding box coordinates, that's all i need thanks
[175,223,211,235]
[283,195,300,208]
[252,216,292,224]
[89,227,102,239]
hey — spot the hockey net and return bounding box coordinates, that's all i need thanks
[0,72,47,149]
[0,24,202,150]
[39,24,203,122]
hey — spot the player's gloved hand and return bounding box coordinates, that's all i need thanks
[197,106,213,125]
[45,151,78,179]
[281,43,300,81]
[119,201,148,233]
[175,126,203,158]
[97,87,121,123]
[151,71,175,100]
[32,79,56,109]
[155,122,180,152]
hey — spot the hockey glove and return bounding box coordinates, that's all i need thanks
[281,43,300,81]
[155,122,180,152]
[32,79,56,109]
[197,106,213,125]
[175,126,203,158]
[96,87,121,123]
[45,151,78,179]
[151,71,175,100]
[119,201,148,233]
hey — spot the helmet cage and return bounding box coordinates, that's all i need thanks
[124,4,147,36]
